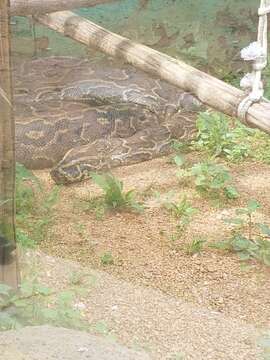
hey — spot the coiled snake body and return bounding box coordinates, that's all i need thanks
[14,56,202,184]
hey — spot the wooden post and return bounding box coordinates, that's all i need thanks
[36,11,270,134]
[0,0,19,287]
[9,0,118,15]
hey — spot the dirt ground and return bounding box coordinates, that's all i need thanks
[16,251,264,360]
[34,154,270,328]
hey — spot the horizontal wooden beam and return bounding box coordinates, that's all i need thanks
[10,0,117,16]
[36,10,270,133]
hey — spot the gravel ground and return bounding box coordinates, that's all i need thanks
[18,250,267,360]
[37,156,270,326]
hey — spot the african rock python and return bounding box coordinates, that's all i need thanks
[13,56,202,184]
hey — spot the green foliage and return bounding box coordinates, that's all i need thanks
[164,195,198,242]
[0,280,89,331]
[221,71,240,88]
[15,162,40,215]
[171,140,192,154]
[16,228,36,248]
[194,111,250,162]
[210,200,270,266]
[100,252,114,266]
[250,130,270,164]
[178,161,239,200]
[184,238,206,255]
[173,154,186,167]
[15,163,60,247]
[169,140,191,167]
[91,320,110,335]
[91,173,143,212]
[193,110,270,167]
[165,195,198,228]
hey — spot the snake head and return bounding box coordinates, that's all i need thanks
[50,159,101,184]
[50,163,88,185]
[50,141,110,185]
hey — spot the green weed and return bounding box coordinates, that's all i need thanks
[194,111,250,162]
[100,252,114,266]
[171,140,192,154]
[178,161,239,201]
[91,173,143,212]
[0,280,89,331]
[164,195,198,242]
[15,162,40,215]
[194,110,270,167]
[16,228,36,249]
[165,195,198,227]
[171,110,270,168]
[210,200,270,266]
[250,130,270,164]
[15,163,60,247]
[184,238,206,255]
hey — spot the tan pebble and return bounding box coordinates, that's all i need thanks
[207,264,218,273]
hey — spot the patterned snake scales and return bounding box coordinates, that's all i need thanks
[14,56,203,184]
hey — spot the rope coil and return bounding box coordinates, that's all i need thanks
[237,0,270,122]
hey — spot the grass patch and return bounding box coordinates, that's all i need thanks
[193,111,251,162]
[177,161,239,202]
[91,173,143,213]
[0,280,89,331]
[184,238,206,255]
[16,163,60,248]
[164,195,198,237]
[210,200,270,266]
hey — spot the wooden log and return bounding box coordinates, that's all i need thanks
[0,0,19,288]
[10,0,117,16]
[35,11,270,134]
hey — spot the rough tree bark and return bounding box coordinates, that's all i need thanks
[0,0,19,287]
[9,0,118,15]
[35,11,270,134]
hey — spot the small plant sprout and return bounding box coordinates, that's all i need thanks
[165,195,198,240]
[210,200,270,266]
[170,139,191,166]
[165,195,198,224]
[194,111,250,162]
[184,238,206,255]
[100,252,114,266]
[91,173,143,212]
[177,161,239,201]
